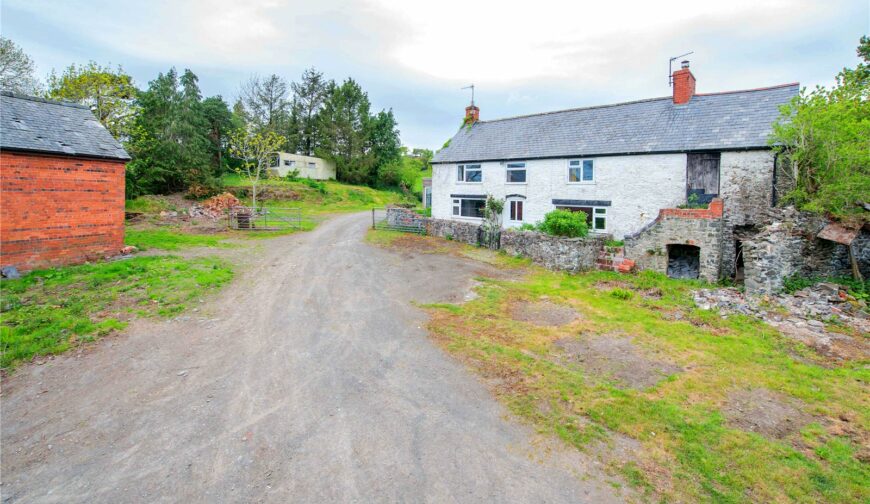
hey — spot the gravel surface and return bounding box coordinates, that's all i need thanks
[1,212,627,503]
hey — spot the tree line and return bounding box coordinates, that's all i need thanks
[0,37,406,198]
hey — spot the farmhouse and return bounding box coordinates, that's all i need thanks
[430,61,799,280]
[270,152,336,180]
[0,92,129,271]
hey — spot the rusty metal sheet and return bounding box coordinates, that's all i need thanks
[817,223,860,245]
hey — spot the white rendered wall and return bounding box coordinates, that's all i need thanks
[432,153,688,239]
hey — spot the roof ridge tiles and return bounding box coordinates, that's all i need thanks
[0,91,91,110]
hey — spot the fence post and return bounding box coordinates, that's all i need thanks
[372,208,375,229]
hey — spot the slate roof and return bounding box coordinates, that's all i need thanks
[0,91,130,160]
[432,83,799,163]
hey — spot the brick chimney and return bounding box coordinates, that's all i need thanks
[464,104,480,124]
[672,60,696,105]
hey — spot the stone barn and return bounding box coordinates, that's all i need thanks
[0,92,129,271]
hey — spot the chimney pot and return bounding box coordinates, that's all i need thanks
[681,60,690,69]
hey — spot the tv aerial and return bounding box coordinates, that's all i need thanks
[669,52,693,86]
[461,84,475,106]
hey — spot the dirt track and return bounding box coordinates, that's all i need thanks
[1,212,627,503]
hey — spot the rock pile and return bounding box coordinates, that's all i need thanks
[694,283,869,361]
[188,193,240,220]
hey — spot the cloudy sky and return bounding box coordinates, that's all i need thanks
[2,0,867,149]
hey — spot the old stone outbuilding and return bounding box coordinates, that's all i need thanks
[0,92,129,271]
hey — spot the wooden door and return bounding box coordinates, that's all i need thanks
[686,153,720,203]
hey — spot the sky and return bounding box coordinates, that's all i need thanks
[2,0,867,149]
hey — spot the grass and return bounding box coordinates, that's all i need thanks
[221,173,417,213]
[424,266,869,503]
[0,256,233,370]
[125,228,235,251]
[125,195,173,213]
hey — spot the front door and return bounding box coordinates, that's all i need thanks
[686,153,720,204]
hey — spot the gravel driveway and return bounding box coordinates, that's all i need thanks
[1,212,626,503]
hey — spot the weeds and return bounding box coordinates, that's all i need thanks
[1,256,233,370]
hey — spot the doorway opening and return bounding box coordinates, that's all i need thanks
[734,240,745,284]
[667,244,700,279]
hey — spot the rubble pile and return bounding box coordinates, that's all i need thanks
[694,283,869,360]
[188,193,240,220]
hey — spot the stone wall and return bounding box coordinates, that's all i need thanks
[426,218,481,246]
[718,150,776,278]
[385,207,426,231]
[742,208,870,294]
[624,199,724,282]
[501,230,608,273]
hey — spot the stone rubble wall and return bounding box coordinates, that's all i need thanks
[385,207,426,231]
[623,200,724,282]
[501,230,609,273]
[425,218,481,246]
[742,207,870,295]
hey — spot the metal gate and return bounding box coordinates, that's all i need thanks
[228,206,302,230]
[371,208,426,234]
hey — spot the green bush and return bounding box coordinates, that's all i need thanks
[517,223,537,231]
[301,178,327,194]
[536,209,589,238]
[782,273,868,302]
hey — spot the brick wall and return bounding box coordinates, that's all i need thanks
[1,151,126,270]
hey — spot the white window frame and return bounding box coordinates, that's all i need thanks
[567,159,595,184]
[507,199,524,222]
[457,164,482,183]
[307,162,316,169]
[553,204,608,232]
[505,162,527,184]
[452,197,486,219]
[283,159,295,167]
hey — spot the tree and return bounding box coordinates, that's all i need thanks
[290,67,331,155]
[126,68,215,196]
[238,74,289,133]
[47,62,136,139]
[368,109,402,170]
[770,36,870,222]
[201,96,236,174]
[318,78,375,184]
[228,128,286,209]
[0,37,40,94]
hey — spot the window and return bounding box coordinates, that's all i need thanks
[452,198,485,218]
[568,159,594,183]
[457,164,482,183]
[593,208,606,231]
[555,205,607,231]
[283,159,295,167]
[506,162,526,183]
[509,200,524,221]
[308,162,316,169]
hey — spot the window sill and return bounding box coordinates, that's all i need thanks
[452,215,484,221]
[566,181,595,185]
[456,181,483,185]
[505,182,527,186]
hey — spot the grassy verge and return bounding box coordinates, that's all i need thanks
[125,228,236,251]
[1,256,233,370]
[424,266,869,502]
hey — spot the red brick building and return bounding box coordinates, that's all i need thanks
[1,92,129,271]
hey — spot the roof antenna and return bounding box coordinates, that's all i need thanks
[669,52,693,86]
[461,84,475,106]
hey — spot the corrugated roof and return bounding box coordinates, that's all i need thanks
[0,91,130,160]
[432,84,799,163]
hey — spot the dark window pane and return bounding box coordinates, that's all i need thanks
[583,160,594,181]
[595,217,605,229]
[466,169,482,182]
[516,201,523,221]
[461,199,485,217]
[507,169,526,183]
